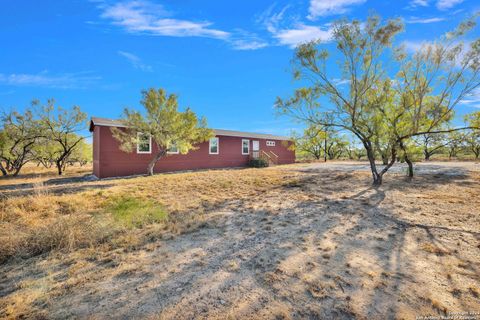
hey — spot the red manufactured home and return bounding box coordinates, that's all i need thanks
[89,117,295,178]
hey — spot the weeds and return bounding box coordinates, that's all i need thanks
[0,166,300,263]
[107,196,168,229]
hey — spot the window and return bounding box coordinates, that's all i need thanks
[137,133,151,154]
[167,142,179,154]
[209,137,219,154]
[242,139,250,155]
[266,140,276,147]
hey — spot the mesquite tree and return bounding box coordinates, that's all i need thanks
[277,15,480,185]
[38,100,87,175]
[388,18,480,177]
[291,125,325,160]
[446,131,465,159]
[112,88,213,176]
[415,133,449,161]
[325,135,349,160]
[464,111,480,159]
[276,16,404,185]
[0,108,43,176]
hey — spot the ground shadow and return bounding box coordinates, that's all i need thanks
[1,167,479,319]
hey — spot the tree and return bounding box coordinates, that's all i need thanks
[0,108,43,176]
[415,132,448,161]
[276,15,480,185]
[68,140,92,166]
[446,131,465,159]
[325,134,349,160]
[0,131,7,175]
[38,100,87,175]
[291,125,324,160]
[276,16,404,185]
[465,130,480,159]
[112,88,213,176]
[464,111,480,159]
[32,137,60,168]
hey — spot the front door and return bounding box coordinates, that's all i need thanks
[252,140,260,158]
[252,140,259,151]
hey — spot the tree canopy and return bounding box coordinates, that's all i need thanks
[112,88,213,176]
[277,15,480,185]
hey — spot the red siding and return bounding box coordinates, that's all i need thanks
[93,126,101,177]
[94,125,295,178]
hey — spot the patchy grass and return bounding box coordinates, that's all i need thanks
[108,196,168,228]
[1,162,480,319]
[0,166,301,264]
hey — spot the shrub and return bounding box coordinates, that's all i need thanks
[248,158,269,168]
[0,215,112,263]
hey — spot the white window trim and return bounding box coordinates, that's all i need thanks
[242,139,250,155]
[136,132,152,154]
[266,140,276,147]
[167,143,179,154]
[209,137,219,155]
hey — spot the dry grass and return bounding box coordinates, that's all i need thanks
[0,164,92,186]
[0,165,301,263]
[1,162,480,319]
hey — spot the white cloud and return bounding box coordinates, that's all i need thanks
[98,0,269,51]
[118,51,152,72]
[407,17,446,24]
[257,5,333,48]
[401,40,431,53]
[256,4,292,33]
[273,24,333,48]
[408,0,429,8]
[0,71,100,89]
[100,0,229,39]
[228,29,268,50]
[333,78,351,86]
[230,38,268,51]
[308,0,366,19]
[460,88,480,108]
[407,0,464,10]
[436,0,464,10]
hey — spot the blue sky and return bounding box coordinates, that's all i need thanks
[1,0,479,139]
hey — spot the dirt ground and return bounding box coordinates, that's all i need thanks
[1,161,480,319]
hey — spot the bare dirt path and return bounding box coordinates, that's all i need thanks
[1,162,479,319]
[295,160,480,176]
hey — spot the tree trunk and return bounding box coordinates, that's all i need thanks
[56,160,63,175]
[424,150,430,161]
[397,141,413,178]
[365,144,382,186]
[0,162,7,176]
[404,155,414,178]
[323,138,327,162]
[147,150,166,176]
[12,165,23,177]
[473,148,480,159]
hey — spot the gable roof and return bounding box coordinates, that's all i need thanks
[89,117,291,141]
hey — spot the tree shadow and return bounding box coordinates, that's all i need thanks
[1,170,478,319]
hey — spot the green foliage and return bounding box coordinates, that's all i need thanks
[248,158,269,168]
[108,196,168,229]
[276,14,480,185]
[0,100,88,176]
[37,99,87,174]
[112,88,213,175]
[69,139,93,165]
[290,125,325,160]
[0,107,44,176]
